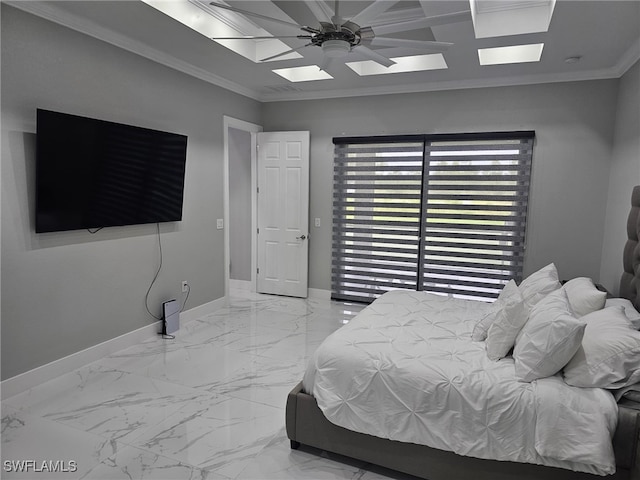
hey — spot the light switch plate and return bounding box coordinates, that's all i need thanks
[314,217,321,227]
[216,219,224,229]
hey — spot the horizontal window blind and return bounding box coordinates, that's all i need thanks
[332,139,424,303]
[422,137,533,301]
[332,133,534,304]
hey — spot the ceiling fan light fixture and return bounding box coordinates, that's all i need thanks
[322,40,351,58]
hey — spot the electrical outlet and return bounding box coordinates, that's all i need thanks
[216,218,224,229]
[181,281,188,293]
[314,217,321,227]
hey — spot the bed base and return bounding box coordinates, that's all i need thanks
[286,382,640,480]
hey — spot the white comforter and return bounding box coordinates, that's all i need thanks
[303,290,618,476]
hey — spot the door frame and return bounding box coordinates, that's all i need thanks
[223,116,263,299]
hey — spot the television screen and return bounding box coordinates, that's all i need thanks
[35,109,187,233]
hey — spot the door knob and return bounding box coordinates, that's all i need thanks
[296,235,307,240]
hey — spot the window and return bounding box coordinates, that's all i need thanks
[332,132,534,303]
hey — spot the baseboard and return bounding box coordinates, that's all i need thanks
[225,284,328,300]
[1,321,161,400]
[179,295,228,324]
[308,288,331,300]
[1,296,228,400]
[229,279,253,292]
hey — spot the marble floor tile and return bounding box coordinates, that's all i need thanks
[207,356,307,408]
[238,428,417,480]
[80,444,226,480]
[131,395,283,478]
[1,405,119,479]
[100,342,257,391]
[1,292,396,480]
[4,364,218,444]
[236,428,368,480]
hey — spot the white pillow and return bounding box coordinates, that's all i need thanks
[472,310,497,342]
[518,263,562,310]
[605,298,640,329]
[563,306,640,389]
[562,277,607,317]
[513,288,585,382]
[485,282,528,360]
[472,279,517,342]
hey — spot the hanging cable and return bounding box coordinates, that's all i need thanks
[144,223,163,320]
[180,283,190,312]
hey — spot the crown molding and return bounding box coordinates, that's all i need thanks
[256,38,640,102]
[256,65,633,102]
[615,38,640,77]
[5,1,262,101]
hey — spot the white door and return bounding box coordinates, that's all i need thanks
[256,131,310,297]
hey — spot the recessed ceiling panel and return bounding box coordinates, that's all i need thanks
[346,53,448,76]
[470,0,556,38]
[272,65,333,82]
[478,43,544,65]
[141,0,302,62]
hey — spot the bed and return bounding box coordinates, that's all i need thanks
[286,185,640,479]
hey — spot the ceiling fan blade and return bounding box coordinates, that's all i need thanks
[349,0,401,27]
[212,36,311,40]
[370,37,453,51]
[209,2,306,30]
[353,45,396,68]
[304,0,334,25]
[260,43,312,62]
[372,10,471,36]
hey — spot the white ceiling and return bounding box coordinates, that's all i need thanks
[9,0,640,102]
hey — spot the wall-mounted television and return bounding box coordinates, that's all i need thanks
[35,109,188,233]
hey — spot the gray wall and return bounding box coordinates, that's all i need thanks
[1,5,261,380]
[600,61,640,294]
[261,80,622,292]
[228,127,252,281]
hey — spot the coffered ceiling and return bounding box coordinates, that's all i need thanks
[9,1,640,102]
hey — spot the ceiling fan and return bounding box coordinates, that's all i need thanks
[209,0,471,69]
